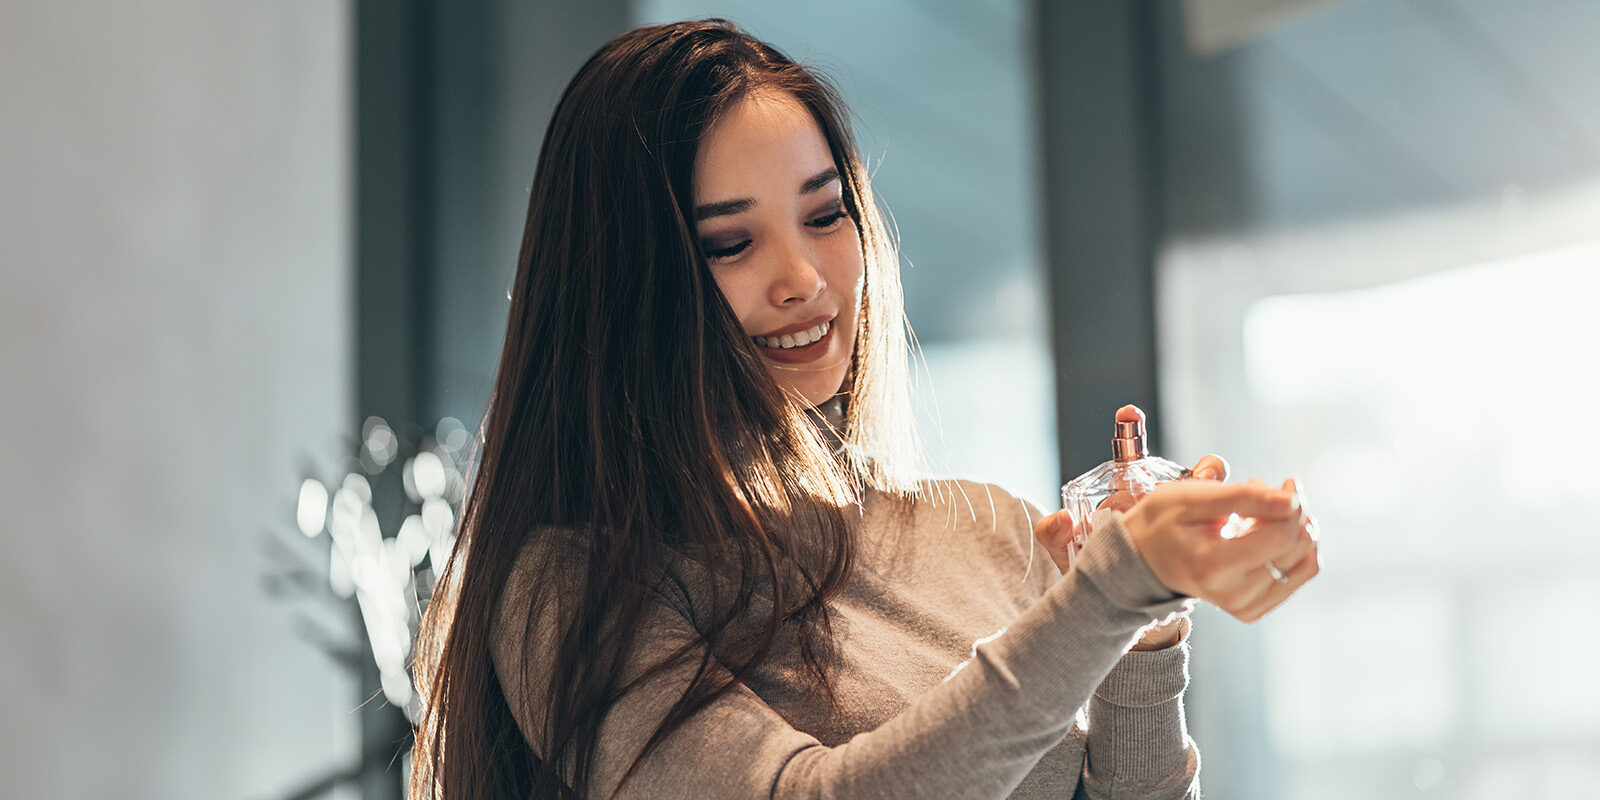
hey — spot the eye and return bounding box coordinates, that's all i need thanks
[702,239,751,262]
[808,209,848,229]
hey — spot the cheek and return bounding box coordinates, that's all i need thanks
[823,234,866,304]
[710,270,763,330]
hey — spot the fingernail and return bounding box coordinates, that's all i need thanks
[1289,478,1308,514]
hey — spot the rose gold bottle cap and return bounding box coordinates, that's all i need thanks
[1112,407,1147,462]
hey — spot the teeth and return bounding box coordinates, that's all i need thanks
[755,321,830,349]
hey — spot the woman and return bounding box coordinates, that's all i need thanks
[410,19,1318,800]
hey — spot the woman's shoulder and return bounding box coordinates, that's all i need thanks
[862,478,1049,558]
[896,477,1049,532]
[495,524,696,628]
[503,525,587,582]
[496,526,577,618]
[860,477,1057,596]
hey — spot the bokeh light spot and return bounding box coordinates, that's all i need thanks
[296,478,328,537]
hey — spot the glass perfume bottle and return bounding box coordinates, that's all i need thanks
[1059,406,1191,571]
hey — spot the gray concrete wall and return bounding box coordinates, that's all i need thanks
[0,2,357,797]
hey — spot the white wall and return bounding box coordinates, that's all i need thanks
[0,2,357,797]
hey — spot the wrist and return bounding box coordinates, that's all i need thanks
[1129,615,1189,651]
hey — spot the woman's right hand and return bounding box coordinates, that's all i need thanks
[1122,477,1319,622]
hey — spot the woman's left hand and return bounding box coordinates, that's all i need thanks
[1034,453,1230,650]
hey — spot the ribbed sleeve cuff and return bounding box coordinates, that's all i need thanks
[1095,639,1191,707]
[1085,642,1199,798]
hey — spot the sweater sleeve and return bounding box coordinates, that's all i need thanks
[493,515,1191,799]
[1080,633,1201,799]
[986,491,1201,798]
[1072,509,1203,799]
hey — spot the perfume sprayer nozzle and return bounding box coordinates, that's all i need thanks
[1112,415,1147,462]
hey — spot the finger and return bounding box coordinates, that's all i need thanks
[1162,480,1297,523]
[1220,511,1307,570]
[1269,515,1319,572]
[1279,476,1315,520]
[1034,509,1076,541]
[1233,542,1320,622]
[1214,567,1281,619]
[1035,511,1087,569]
[1228,521,1319,621]
[1190,453,1230,482]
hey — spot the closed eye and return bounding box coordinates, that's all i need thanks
[701,207,847,262]
[702,239,751,261]
[808,210,848,229]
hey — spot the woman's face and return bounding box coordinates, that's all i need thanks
[692,88,864,409]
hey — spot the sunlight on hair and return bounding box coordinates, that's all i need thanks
[429,531,458,576]
[382,669,415,709]
[442,456,466,504]
[425,534,457,579]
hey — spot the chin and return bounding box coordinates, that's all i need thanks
[780,369,848,409]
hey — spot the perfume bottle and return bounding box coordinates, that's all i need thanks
[1059,406,1191,571]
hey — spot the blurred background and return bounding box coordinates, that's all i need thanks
[2,0,1596,798]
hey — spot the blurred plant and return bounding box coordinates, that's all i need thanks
[262,416,472,798]
[272,415,469,717]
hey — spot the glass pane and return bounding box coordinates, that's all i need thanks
[1162,225,1600,799]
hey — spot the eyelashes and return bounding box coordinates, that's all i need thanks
[700,208,850,263]
[807,210,848,229]
[703,240,752,260]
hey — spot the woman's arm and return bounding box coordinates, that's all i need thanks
[1024,497,1201,799]
[494,514,1189,799]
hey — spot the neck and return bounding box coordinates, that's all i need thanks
[805,394,847,455]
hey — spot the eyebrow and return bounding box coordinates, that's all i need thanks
[693,167,841,222]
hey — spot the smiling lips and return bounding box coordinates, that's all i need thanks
[752,316,835,364]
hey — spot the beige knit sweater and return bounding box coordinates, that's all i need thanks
[490,475,1201,799]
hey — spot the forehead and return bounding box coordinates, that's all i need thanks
[692,89,835,200]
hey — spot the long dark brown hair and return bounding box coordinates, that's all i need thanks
[409,19,920,799]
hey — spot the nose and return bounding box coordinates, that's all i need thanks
[767,239,826,307]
